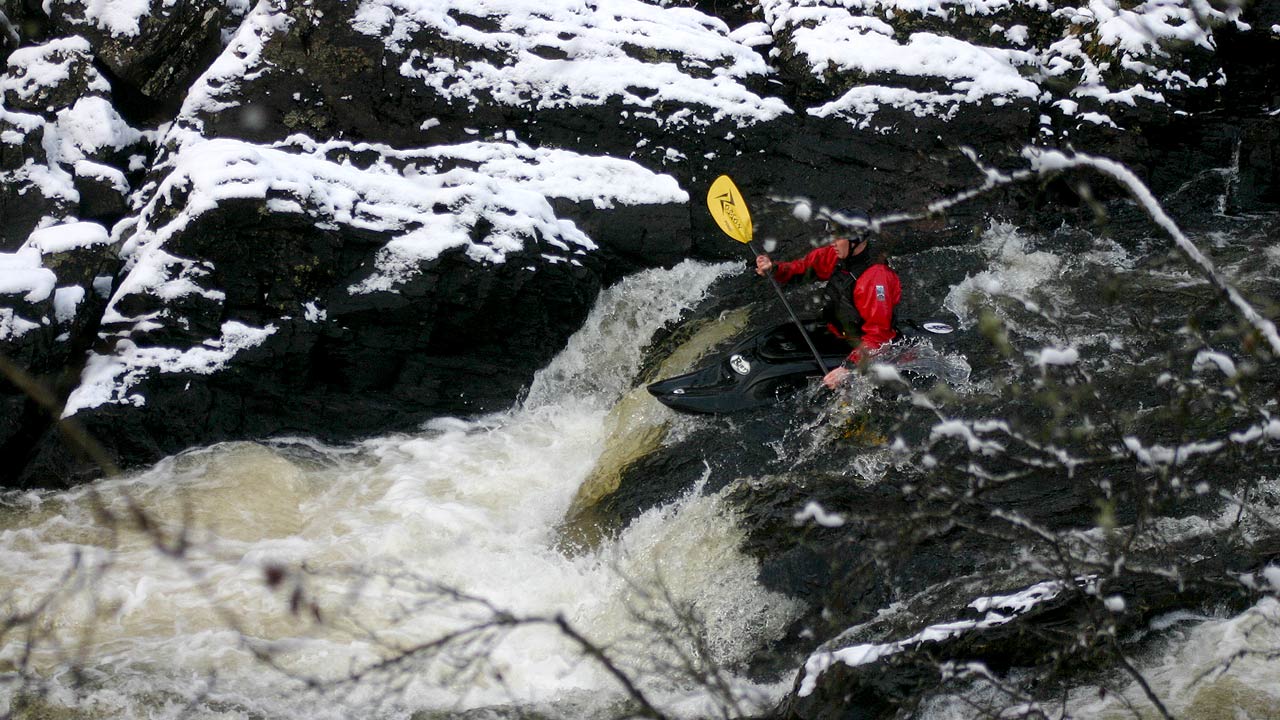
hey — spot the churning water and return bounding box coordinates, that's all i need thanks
[0,260,802,720]
[3,218,1277,720]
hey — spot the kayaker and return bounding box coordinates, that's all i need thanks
[754,210,901,388]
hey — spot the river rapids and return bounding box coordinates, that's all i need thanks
[0,260,802,720]
[2,214,1279,719]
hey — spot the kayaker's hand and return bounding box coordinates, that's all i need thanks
[755,255,773,276]
[822,366,851,389]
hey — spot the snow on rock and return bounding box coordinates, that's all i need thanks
[275,135,690,210]
[0,35,143,249]
[62,321,278,416]
[53,286,87,323]
[0,221,116,342]
[0,308,42,341]
[53,96,144,164]
[109,132,653,313]
[350,0,788,127]
[0,36,111,112]
[80,120,684,414]
[761,0,1244,131]
[44,0,234,109]
[51,0,157,38]
[175,1,294,123]
[0,247,58,304]
[26,221,111,255]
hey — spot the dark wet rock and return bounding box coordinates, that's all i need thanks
[0,0,1277,495]
[0,36,145,248]
[778,537,1280,720]
[44,0,229,120]
[0,38,97,248]
[13,181,606,484]
[0,34,139,483]
[0,34,105,116]
[0,222,119,482]
[0,10,17,64]
[71,163,129,220]
[549,197,693,283]
[721,452,1117,639]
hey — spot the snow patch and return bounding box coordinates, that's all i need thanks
[111,134,606,310]
[53,285,86,324]
[763,0,1241,129]
[56,0,155,37]
[114,125,687,316]
[177,2,295,124]
[302,301,326,323]
[63,321,278,417]
[353,0,787,128]
[0,308,41,340]
[0,36,111,104]
[0,246,58,303]
[26,221,111,254]
[54,96,143,162]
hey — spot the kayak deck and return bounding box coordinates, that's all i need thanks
[646,321,849,414]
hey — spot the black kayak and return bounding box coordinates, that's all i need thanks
[646,319,956,414]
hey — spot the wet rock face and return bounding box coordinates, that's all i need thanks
[44,0,231,119]
[0,0,1277,488]
[0,30,136,484]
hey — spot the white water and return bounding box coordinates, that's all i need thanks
[0,260,803,720]
[1067,598,1280,719]
[920,598,1280,720]
[913,221,1280,720]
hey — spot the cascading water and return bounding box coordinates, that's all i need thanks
[0,260,803,720]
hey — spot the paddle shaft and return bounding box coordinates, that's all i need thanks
[749,241,830,375]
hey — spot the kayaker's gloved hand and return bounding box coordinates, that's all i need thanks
[755,254,773,276]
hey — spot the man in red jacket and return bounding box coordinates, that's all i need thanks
[755,213,901,388]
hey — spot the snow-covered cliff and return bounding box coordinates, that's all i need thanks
[0,0,1276,486]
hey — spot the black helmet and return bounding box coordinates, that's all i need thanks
[824,207,870,234]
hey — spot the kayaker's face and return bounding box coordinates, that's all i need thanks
[833,237,867,260]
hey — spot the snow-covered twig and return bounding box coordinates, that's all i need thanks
[1022,148,1280,357]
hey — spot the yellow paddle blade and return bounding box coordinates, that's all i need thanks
[706,175,753,244]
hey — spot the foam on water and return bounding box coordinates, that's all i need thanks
[0,260,801,719]
[1064,598,1280,719]
[943,222,1064,328]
